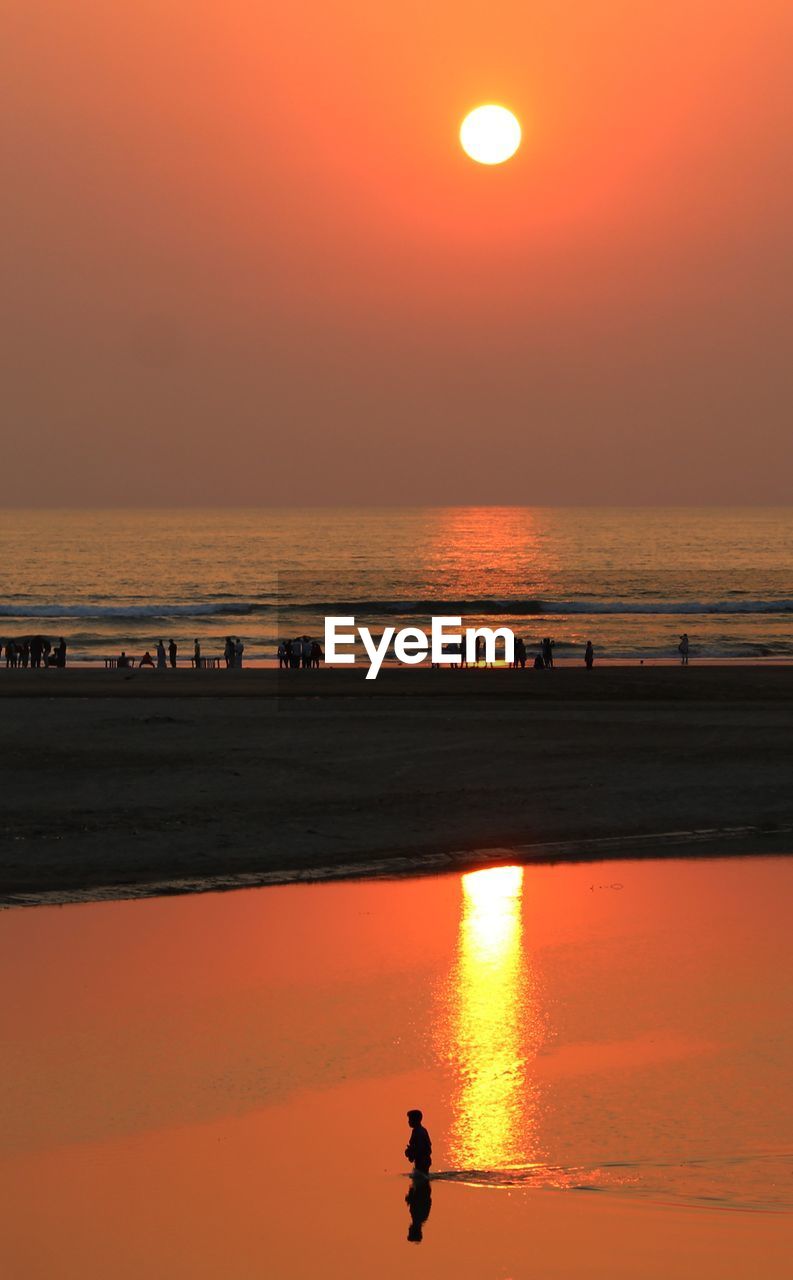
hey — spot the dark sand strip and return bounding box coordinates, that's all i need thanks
[1,667,792,904]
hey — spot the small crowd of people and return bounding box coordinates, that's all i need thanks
[2,636,67,668]
[433,635,593,669]
[223,636,245,668]
[277,636,323,668]
[120,637,246,669]
[128,638,183,669]
[123,635,326,670]
[526,637,593,668]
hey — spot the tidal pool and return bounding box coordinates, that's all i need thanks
[2,857,793,1277]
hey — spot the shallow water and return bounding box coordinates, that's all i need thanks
[2,857,793,1277]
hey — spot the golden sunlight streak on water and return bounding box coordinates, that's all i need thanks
[442,866,545,1170]
[419,507,557,600]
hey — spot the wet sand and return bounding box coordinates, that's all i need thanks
[1,666,793,903]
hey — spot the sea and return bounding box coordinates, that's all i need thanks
[0,506,791,664]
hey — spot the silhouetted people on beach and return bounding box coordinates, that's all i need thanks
[405,1177,432,1244]
[405,1109,432,1176]
[0,637,58,668]
[276,637,322,670]
[118,651,132,668]
[679,633,690,665]
[0,629,623,674]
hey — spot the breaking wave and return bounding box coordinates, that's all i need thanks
[0,602,263,620]
[2,597,792,621]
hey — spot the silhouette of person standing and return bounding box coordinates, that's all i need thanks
[168,638,177,669]
[405,1109,432,1176]
[584,640,594,669]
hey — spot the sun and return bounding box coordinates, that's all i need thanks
[460,105,521,166]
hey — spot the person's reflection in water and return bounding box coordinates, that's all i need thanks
[405,1176,432,1243]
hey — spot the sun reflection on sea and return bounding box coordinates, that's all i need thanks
[441,866,545,1171]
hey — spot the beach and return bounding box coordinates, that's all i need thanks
[2,665,792,904]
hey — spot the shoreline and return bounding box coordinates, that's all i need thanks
[2,654,793,675]
[5,824,793,909]
[2,666,792,907]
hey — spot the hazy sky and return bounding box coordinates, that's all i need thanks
[2,1,792,505]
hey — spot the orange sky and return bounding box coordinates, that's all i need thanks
[2,1,792,504]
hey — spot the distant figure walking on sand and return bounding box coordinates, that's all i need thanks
[193,639,201,669]
[405,1109,432,1176]
[234,637,244,668]
[156,640,167,670]
[679,633,690,666]
[542,637,555,669]
[224,636,235,669]
[168,638,177,669]
[585,640,594,669]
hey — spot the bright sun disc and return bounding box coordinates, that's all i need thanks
[460,105,521,165]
